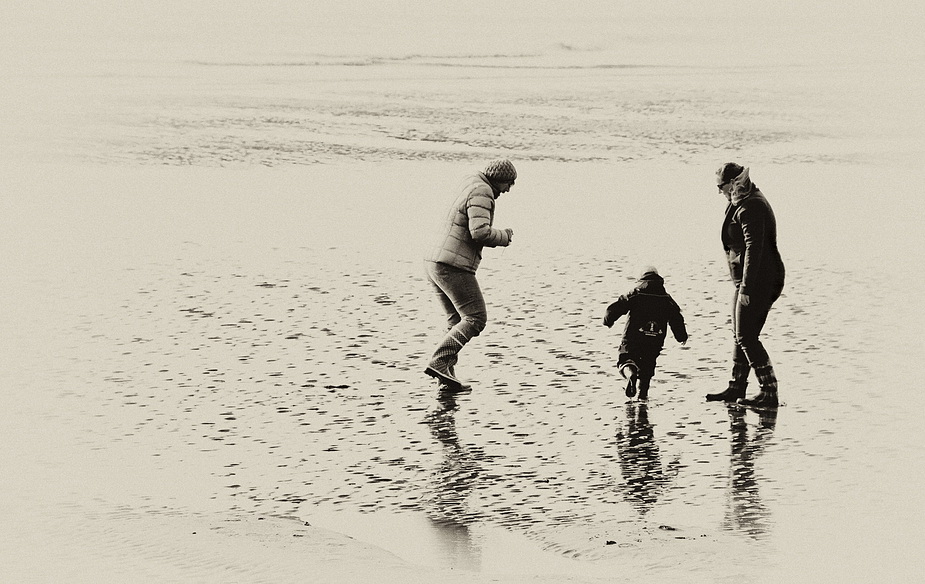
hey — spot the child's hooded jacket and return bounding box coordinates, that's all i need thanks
[604,270,688,353]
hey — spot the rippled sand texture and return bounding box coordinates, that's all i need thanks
[3,4,925,582]
[14,55,886,170]
[4,157,922,582]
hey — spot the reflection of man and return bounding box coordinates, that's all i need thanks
[422,390,483,570]
[614,402,680,515]
[724,405,777,538]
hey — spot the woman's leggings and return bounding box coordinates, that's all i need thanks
[731,284,782,389]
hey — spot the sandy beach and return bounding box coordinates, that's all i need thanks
[3,3,925,583]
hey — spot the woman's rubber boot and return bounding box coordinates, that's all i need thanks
[706,384,746,402]
[738,389,779,409]
[707,360,749,402]
[739,363,780,408]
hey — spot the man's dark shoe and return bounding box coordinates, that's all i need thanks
[425,365,463,391]
[706,386,746,402]
[738,390,779,409]
[442,364,471,393]
[439,381,472,394]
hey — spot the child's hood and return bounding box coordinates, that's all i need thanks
[635,271,667,295]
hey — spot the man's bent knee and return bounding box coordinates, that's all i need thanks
[462,314,487,337]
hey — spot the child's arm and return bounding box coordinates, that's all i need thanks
[668,298,688,343]
[603,296,630,328]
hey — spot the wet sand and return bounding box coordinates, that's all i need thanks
[3,158,923,582]
[2,8,925,581]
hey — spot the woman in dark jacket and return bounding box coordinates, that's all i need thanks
[706,163,785,408]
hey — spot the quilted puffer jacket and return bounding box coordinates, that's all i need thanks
[427,173,511,273]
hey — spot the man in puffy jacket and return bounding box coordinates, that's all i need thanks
[424,159,516,392]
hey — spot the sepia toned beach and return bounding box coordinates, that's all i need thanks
[2,2,924,582]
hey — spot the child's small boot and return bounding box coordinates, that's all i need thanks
[637,377,650,401]
[625,376,637,398]
[621,363,638,398]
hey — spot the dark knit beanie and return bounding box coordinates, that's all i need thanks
[484,159,517,183]
[717,162,744,186]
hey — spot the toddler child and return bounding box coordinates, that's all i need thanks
[603,266,688,400]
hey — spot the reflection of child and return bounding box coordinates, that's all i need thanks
[603,266,688,400]
[616,402,681,515]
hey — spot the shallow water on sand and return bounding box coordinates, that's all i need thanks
[3,14,924,579]
[4,160,920,581]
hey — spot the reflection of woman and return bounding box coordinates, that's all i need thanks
[614,402,679,516]
[725,406,777,538]
[706,163,785,408]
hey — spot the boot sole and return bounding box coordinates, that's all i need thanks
[625,376,637,398]
[424,366,462,391]
[705,393,745,402]
[439,382,472,395]
[736,399,779,410]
